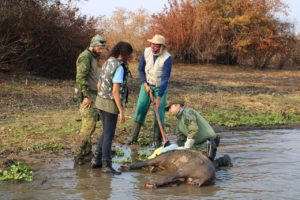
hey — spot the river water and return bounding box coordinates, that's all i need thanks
[1,129,300,200]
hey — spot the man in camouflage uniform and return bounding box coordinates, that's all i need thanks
[165,99,232,167]
[74,35,106,165]
[165,99,218,159]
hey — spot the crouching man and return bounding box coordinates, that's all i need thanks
[165,99,231,167]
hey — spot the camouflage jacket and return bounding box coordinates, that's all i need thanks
[98,56,129,101]
[76,49,100,97]
[176,107,216,145]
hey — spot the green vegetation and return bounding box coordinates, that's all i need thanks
[206,109,300,128]
[0,163,33,182]
[0,110,83,152]
[137,133,153,146]
[1,65,300,157]
[113,156,132,164]
[112,146,125,157]
[138,150,149,161]
[26,142,63,153]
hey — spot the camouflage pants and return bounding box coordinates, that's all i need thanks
[74,98,98,157]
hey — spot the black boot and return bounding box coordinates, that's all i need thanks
[74,155,85,165]
[91,151,102,168]
[214,155,233,168]
[102,160,122,175]
[127,121,142,145]
[153,124,162,148]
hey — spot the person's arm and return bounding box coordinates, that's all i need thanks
[138,52,152,93]
[112,66,125,123]
[76,54,91,97]
[158,56,173,97]
[154,56,173,109]
[76,53,93,108]
[178,112,197,149]
[112,83,125,123]
[187,113,198,140]
[138,52,147,84]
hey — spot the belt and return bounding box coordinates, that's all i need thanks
[147,83,160,87]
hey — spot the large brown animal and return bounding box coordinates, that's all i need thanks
[122,150,215,188]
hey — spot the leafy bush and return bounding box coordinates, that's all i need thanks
[150,0,295,68]
[0,0,100,78]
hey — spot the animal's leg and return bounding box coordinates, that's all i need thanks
[129,153,169,170]
[145,171,186,189]
[128,160,149,169]
[187,177,208,187]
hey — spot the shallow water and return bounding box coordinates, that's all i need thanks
[1,129,300,200]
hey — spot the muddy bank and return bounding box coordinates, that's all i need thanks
[1,123,300,170]
[1,64,300,168]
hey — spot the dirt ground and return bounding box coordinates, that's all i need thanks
[1,64,300,166]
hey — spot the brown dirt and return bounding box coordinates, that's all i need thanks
[1,64,300,165]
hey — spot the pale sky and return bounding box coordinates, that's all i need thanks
[77,0,300,33]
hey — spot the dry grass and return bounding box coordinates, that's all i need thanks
[1,64,300,154]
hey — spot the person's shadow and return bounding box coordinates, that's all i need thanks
[74,164,112,200]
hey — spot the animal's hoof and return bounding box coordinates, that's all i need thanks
[144,183,157,189]
[119,165,129,171]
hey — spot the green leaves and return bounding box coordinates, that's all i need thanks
[0,163,33,182]
[26,142,63,153]
[112,146,125,157]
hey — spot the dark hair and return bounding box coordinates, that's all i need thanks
[107,41,133,59]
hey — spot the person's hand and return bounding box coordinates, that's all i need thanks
[144,83,152,94]
[119,111,125,123]
[82,97,93,109]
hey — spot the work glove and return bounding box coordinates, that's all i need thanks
[177,139,195,150]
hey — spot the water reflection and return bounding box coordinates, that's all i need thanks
[0,129,300,199]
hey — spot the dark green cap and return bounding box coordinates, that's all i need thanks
[90,34,106,47]
[165,99,185,111]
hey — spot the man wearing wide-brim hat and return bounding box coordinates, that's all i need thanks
[128,34,173,147]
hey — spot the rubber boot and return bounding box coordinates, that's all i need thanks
[91,151,102,168]
[74,155,85,165]
[127,121,142,145]
[214,154,233,168]
[153,124,162,148]
[102,160,122,175]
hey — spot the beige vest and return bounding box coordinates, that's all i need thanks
[144,47,170,87]
[87,57,100,91]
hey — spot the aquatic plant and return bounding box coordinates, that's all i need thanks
[112,146,125,157]
[138,150,149,161]
[113,156,132,164]
[0,162,33,182]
